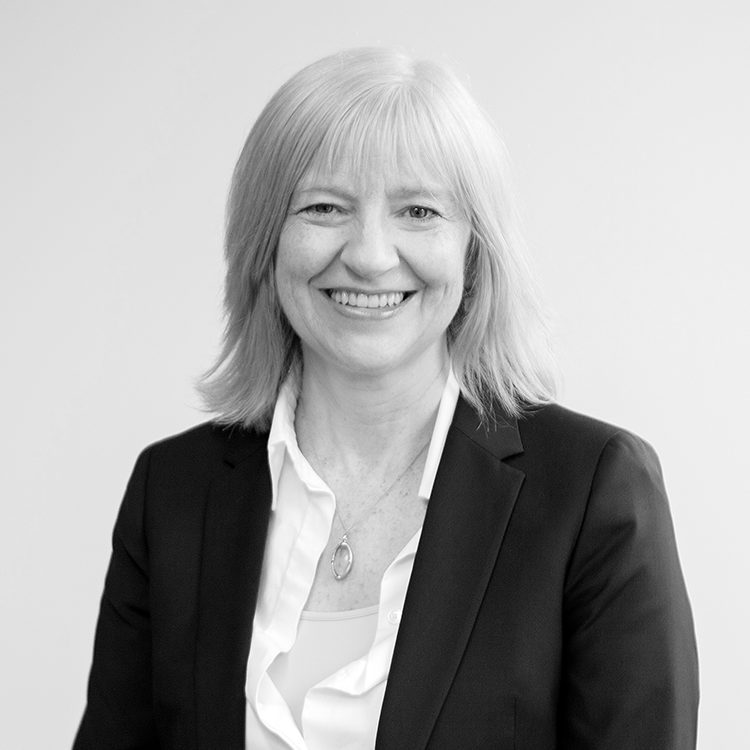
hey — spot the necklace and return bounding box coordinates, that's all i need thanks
[316,440,430,580]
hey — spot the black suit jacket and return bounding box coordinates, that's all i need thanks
[74,399,699,749]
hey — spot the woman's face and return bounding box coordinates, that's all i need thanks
[275,162,470,380]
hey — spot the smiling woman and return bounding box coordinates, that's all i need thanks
[74,47,698,750]
[199,47,558,430]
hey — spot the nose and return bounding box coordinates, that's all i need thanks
[339,216,400,279]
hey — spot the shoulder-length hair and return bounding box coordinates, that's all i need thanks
[199,47,558,430]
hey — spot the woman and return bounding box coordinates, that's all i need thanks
[74,48,698,749]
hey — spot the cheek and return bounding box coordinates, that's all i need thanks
[273,243,305,326]
[276,223,334,283]
[273,250,292,305]
[274,230,313,304]
[276,230,302,281]
[423,232,469,298]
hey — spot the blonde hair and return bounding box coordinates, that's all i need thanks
[199,47,558,429]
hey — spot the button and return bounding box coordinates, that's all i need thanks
[387,609,402,625]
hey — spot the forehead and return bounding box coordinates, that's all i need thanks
[297,163,446,196]
[296,144,458,201]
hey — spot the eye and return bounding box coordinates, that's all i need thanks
[304,203,336,215]
[407,205,438,220]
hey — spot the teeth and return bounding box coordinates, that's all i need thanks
[330,290,405,308]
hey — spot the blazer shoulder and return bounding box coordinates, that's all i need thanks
[519,402,653,453]
[512,402,662,486]
[140,420,269,476]
[118,422,271,532]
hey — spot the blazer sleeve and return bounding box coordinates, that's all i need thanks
[558,431,699,748]
[73,447,159,750]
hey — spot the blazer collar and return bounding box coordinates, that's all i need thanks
[450,394,524,460]
[376,396,525,750]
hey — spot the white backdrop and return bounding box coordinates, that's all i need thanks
[2,1,748,747]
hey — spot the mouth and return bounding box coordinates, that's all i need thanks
[325,290,415,309]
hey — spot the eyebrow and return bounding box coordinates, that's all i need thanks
[388,186,454,202]
[293,184,454,203]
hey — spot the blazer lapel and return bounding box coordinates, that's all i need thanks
[194,429,273,750]
[376,398,525,750]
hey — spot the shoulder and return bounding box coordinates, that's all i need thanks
[147,420,268,458]
[516,402,659,469]
[518,401,634,444]
[117,421,270,535]
[134,420,269,484]
[454,397,660,480]
[501,402,665,515]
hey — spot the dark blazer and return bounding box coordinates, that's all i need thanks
[74,398,699,749]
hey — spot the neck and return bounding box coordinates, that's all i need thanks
[294,347,449,468]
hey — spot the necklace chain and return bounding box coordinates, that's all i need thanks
[332,439,430,538]
[305,437,430,580]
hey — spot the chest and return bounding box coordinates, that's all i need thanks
[304,485,428,611]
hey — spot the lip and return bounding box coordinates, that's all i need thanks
[320,288,416,317]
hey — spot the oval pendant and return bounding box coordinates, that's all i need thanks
[331,535,353,580]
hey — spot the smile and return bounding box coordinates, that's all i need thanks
[326,290,413,309]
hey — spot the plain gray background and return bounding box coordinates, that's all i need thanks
[2,1,748,746]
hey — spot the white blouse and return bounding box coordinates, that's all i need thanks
[245,372,459,750]
[268,605,380,730]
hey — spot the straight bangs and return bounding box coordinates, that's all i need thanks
[300,83,474,223]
